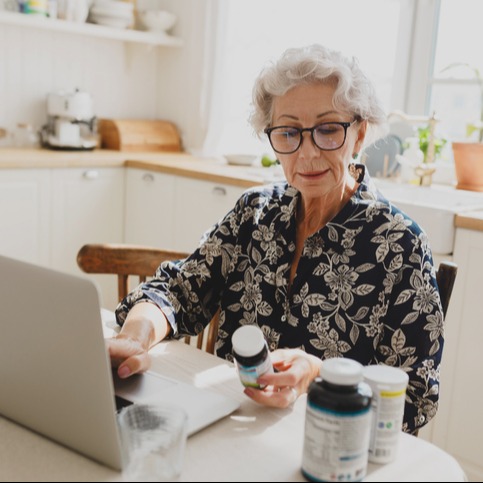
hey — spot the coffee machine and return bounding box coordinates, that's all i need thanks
[41,89,98,150]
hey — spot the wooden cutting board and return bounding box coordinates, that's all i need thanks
[98,119,182,152]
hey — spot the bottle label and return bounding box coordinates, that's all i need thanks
[302,402,371,482]
[367,387,406,463]
[235,356,273,389]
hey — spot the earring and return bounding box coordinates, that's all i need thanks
[349,163,365,183]
[352,152,359,160]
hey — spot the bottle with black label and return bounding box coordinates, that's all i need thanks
[302,358,372,482]
[232,325,273,389]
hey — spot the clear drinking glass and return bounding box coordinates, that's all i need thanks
[118,403,188,482]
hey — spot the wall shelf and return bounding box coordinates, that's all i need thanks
[0,11,183,47]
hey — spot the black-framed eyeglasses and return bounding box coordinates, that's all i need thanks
[264,120,356,154]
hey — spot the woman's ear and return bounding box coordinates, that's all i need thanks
[354,120,368,153]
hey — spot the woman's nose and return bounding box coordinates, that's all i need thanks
[298,131,320,158]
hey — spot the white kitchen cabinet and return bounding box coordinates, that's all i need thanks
[124,168,177,250]
[0,169,51,266]
[51,167,125,310]
[124,169,247,253]
[428,228,483,481]
[173,177,246,252]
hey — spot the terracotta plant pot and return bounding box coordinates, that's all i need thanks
[452,142,483,192]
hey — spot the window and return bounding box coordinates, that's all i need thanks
[429,0,483,142]
[206,0,409,156]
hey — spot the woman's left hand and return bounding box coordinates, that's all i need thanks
[244,349,322,408]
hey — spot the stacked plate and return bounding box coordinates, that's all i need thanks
[89,0,134,29]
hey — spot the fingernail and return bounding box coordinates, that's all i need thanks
[118,366,131,378]
[244,388,254,397]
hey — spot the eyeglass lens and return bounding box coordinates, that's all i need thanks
[268,123,348,154]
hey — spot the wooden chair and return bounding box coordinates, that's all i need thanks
[76,243,220,354]
[411,260,457,438]
[436,261,458,317]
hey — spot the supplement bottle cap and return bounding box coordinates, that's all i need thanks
[320,358,363,386]
[232,325,265,357]
[362,364,409,391]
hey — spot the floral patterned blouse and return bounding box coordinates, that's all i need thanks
[116,171,444,434]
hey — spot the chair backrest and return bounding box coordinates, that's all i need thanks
[413,260,458,438]
[436,261,458,318]
[77,243,219,354]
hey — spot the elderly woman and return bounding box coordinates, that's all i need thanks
[110,44,443,434]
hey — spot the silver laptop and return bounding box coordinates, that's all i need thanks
[0,255,239,471]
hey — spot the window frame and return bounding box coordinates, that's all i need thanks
[404,0,440,115]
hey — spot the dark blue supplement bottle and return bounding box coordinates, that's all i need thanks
[302,358,372,482]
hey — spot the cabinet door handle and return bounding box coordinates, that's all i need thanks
[142,173,155,183]
[83,170,99,180]
[212,186,227,196]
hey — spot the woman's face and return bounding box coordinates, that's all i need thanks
[270,82,366,200]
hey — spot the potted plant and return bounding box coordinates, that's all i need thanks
[442,62,483,191]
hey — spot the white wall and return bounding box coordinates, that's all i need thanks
[0,0,210,151]
[153,0,213,151]
[0,27,159,133]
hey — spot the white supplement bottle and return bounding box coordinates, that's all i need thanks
[232,325,273,389]
[363,364,409,464]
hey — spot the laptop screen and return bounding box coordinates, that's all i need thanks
[0,255,239,470]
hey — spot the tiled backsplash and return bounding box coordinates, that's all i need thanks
[0,23,159,138]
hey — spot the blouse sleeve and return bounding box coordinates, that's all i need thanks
[115,193,246,338]
[376,233,444,434]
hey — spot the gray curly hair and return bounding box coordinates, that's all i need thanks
[250,44,388,144]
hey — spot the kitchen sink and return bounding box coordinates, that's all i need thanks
[374,179,483,255]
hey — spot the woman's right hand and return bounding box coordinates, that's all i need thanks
[106,302,171,378]
[106,334,151,378]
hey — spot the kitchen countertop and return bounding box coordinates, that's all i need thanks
[2,147,483,232]
[0,148,276,189]
[455,210,483,231]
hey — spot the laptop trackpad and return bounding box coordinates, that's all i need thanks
[112,369,240,436]
[113,370,177,404]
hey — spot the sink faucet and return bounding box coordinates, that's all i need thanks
[414,163,436,186]
[425,111,438,165]
[388,110,440,186]
[415,112,438,186]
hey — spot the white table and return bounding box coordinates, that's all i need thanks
[0,339,467,482]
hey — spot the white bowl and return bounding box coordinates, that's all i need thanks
[138,9,177,32]
[90,6,133,19]
[224,154,258,166]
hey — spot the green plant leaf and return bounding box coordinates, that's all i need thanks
[417,125,446,161]
[467,124,477,137]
